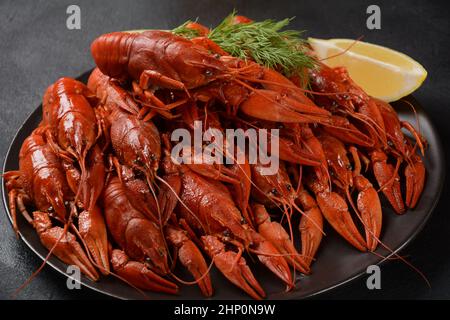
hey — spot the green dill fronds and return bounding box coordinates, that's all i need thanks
[172,12,317,78]
[172,20,201,39]
[209,13,316,75]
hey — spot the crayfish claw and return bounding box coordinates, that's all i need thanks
[111,249,178,295]
[250,232,294,289]
[354,176,382,252]
[371,151,405,214]
[253,204,309,274]
[405,155,426,209]
[316,191,367,252]
[202,235,265,300]
[239,89,331,124]
[78,206,110,275]
[166,227,213,297]
[297,189,324,268]
[33,211,99,281]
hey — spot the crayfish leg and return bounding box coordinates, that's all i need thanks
[8,190,33,234]
[140,69,187,92]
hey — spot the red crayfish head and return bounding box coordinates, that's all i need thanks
[169,41,230,88]
[251,161,297,208]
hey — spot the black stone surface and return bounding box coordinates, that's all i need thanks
[0,0,449,300]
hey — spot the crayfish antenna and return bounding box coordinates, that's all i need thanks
[318,36,365,62]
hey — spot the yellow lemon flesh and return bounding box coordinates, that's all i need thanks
[308,38,427,102]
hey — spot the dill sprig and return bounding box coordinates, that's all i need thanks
[172,12,317,77]
[172,20,201,39]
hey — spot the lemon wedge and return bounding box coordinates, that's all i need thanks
[308,38,427,102]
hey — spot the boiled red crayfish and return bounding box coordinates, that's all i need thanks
[90,30,331,124]
[4,15,428,299]
[4,130,103,280]
[309,65,426,214]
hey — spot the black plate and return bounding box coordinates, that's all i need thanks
[1,71,445,300]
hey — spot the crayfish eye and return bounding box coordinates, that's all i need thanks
[145,257,153,266]
[286,184,292,191]
[136,157,147,168]
[204,69,213,77]
[271,188,279,196]
[135,171,145,180]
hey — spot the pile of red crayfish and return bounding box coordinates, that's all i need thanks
[4,16,427,299]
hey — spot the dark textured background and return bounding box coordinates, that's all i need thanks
[0,0,449,300]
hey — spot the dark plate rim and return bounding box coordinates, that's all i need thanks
[1,91,445,300]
